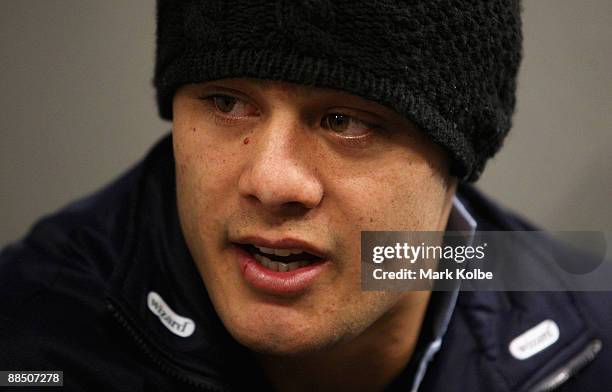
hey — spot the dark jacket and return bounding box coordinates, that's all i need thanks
[1,135,610,391]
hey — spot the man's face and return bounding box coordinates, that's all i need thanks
[173,79,456,356]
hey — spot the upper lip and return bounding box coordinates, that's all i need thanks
[232,235,328,259]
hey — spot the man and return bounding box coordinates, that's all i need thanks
[1,1,610,391]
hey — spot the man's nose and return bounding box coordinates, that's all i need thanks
[237,122,324,212]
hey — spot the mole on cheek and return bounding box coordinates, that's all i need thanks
[243,137,250,145]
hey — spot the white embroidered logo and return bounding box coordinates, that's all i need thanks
[147,291,195,338]
[509,319,560,360]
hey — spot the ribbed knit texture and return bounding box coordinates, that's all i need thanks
[154,0,522,181]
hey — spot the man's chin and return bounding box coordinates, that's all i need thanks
[227,322,341,357]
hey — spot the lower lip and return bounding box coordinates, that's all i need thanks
[234,246,329,296]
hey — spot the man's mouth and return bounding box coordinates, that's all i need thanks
[239,244,322,272]
[232,238,330,296]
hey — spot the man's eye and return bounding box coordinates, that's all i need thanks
[213,95,237,113]
[207,94,257,117]
[322,113,372,137]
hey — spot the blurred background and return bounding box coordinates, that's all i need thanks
[1,0,610,246]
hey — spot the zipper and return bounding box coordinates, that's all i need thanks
[106,299,230,392]
[528,339,602,392]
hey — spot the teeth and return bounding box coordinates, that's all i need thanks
[274,249,293,257]
[255,246,305,257]
[253,253,311,272]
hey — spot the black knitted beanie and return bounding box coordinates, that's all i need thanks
[154,0,522,181]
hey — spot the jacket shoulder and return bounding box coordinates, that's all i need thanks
[0,135,202,391]
[0,159,143,306]
[426,185,612,391]
[0,155,144,371]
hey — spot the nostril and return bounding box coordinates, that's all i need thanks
[286,201,309,209]
[238,169,323,210]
